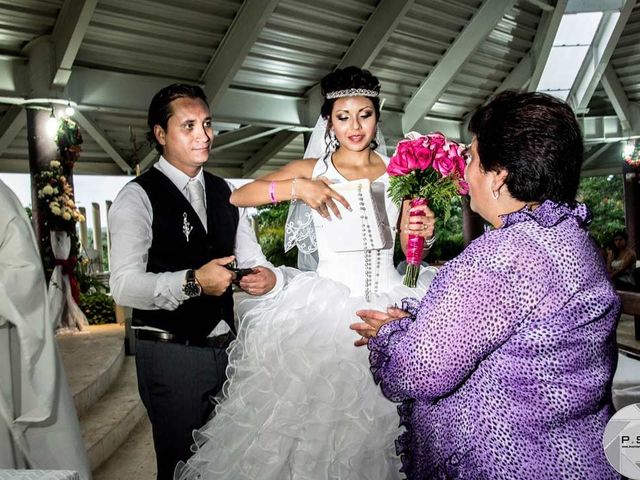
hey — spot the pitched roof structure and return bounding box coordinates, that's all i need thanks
[0,0,638,178]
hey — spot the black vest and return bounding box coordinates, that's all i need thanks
[131,168,239,338]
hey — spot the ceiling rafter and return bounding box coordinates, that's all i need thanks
[50,0,98,89]
[0,105,26,156]
[138,148,158,173]
[73,111,130,173]
[402,0,517,133]
[570,0,635,113]
[201,0,279,109]
[304,0,414,125]
[243,130,299,177]
[580,114,640,143]
[582,142,615,169]
[339,0,414,70]
[213,126,285,152]
[601,64,636,132]
[526,0,568,92]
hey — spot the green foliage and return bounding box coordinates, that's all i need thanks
[430,198,464,261]
[79,292,116,324]
[388,169,461,224]
[254,203,298,267]
[392,196,465,265]
[577,175,625,246]
[75,256,107,294]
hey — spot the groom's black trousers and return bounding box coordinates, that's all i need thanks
[135,338,229,480]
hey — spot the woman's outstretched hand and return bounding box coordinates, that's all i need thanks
[297,177,351,220]
[350,306,409,347]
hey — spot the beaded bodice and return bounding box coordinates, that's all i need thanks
[311,155,403,299]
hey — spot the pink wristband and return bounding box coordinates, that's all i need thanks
[269,181,277,204]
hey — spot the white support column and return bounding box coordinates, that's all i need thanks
[91,202,103,272]
[105,200,112,272]
[78,206,88,249]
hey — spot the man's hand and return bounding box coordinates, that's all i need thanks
[238,266,276,296]
[195,255,235,296]
[350,306,409,347]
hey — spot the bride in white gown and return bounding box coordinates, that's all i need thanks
[175,67,436,480]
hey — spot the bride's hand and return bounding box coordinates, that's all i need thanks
[350,306,409,347]
[401,199,436,239]
[297,177,350,220]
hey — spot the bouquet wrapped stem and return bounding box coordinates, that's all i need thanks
[404,197,427,287]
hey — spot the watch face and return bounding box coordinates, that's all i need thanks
[183,281,201,298]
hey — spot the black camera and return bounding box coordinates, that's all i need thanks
[225,264,256,283]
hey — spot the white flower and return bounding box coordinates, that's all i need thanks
[62,212,71,221]
[50,160,61,168]
[42,184,54,195]
[50,205,62,216]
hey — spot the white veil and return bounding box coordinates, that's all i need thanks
[284,115,386,271]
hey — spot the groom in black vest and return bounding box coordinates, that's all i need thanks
[109,84,284,480]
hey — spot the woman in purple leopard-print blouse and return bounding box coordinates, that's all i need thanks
[352,91,621,480]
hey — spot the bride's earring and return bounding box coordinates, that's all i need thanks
[329,130,340,150]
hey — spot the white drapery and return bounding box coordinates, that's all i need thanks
[0,180,90,478]
[48,231,88,332]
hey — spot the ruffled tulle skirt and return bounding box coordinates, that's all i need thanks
[175,269,435,480]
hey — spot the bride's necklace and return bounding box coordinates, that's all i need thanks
[357,182,380,302]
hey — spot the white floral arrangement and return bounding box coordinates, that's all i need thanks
[36,160,85,226]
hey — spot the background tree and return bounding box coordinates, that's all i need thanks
[577,174,625,248]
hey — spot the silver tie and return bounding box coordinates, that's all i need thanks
[187,179,207,231]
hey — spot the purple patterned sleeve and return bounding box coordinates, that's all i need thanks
[369,243,536,404]
[369,297,419,401]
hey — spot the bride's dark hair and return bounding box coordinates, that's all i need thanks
[320,67,381,120]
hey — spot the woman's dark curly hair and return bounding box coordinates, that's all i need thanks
[146,83,209,154]
[320,66,381,121]
[468,90,584,204]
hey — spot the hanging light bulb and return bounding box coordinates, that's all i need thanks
[46,107,58,138]
[623,141,635,158]
[65,101,75,117]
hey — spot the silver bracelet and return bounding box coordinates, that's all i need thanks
[291,177,298,203]
[424,233,437,248]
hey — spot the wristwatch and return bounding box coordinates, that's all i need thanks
[182,269,202,298]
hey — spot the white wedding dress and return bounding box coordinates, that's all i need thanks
[175,156,435,480]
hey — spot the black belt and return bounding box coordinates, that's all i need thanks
[134,329,234,349]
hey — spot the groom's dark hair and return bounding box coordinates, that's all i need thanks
[146,83,209,154]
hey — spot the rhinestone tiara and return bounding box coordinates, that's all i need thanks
[325,88,379,99]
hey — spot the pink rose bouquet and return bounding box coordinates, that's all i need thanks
[387,131,468,287]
